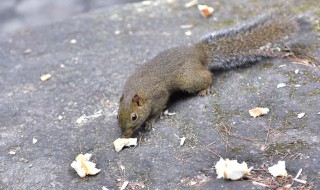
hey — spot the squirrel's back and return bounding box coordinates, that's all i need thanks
[197,10,302,69]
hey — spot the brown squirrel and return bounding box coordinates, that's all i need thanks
[117,10,303,137]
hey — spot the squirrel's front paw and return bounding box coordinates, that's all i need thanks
[198,87,212,96]
[145,120,154,131]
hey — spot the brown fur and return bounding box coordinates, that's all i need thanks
[118,11,303,137]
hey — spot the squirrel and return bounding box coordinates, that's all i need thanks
[117,10,304,137]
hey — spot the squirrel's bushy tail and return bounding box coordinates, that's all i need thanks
[198,10,302,69]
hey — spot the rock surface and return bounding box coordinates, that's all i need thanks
[0,0,319,189]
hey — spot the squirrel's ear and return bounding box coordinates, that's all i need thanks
[132,94,143,106]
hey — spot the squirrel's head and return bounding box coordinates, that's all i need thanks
[117,93,150,137]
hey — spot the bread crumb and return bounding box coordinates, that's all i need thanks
[40,73,51,81]
[268,161,288,177]
[70,153,101,178]
[215,158,252,180]
[70,39,77,44]
[113,138,137,152]
[198,4,214,18]
[249,107,269,118]
[277,83,286,88]
[32,138,38,144]
[297,112,306,119]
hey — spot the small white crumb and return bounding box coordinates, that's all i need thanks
[249,107,269,118]
[317,112,320,115]
[163,110,176,116]
[102,186,109,190]
[185,31,192,36]
[114,30,121,35]
[198,4,214,18]
[295,84,301,87]
[8,150,16,155]
[174,134,186,146]
[120,181,129,190]
[113,138,138,152]
[32,138,38,144]
[60,64,65,68]
[184,0,198,8]
[85,110,103,119]
[180,137,186,146]
[190,181,197,185]
[40,73,52,81]
[75,111,103,124]
[180,24,193,29]
[70,153,101,178]
[277,83,286,88]
[76,115,86,124]
[119,164,125,172]
[24,48,32,54]
[273,47,281,52]
[215,158,252,180]
[70,39,77,44]
[278,64,286,67]
[268,161,288,177]
[295,69,299,74]
[58,115,63,120]
[141,1,152,5]
[297,113,306,119]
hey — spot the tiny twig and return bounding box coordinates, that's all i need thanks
[116,161,126,181]
[251,181,270,188]
[78,139,82,153]
[291,153,301,160]
[264,116,272,146]
[229,134,261,143]
[201,142,221,158]
[216,129,234,149]
[205,141,216,147]
[281,152,289,160]
[294,168,303,180]
[252,169,268,171]
[282,45,319,67]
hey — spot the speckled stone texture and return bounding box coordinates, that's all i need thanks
[0,0,319,189]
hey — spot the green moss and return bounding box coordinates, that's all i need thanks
[292,0,320,15]
[213,99,227,116]
[278,110,308,131]
[230,145,245,156]
[301,89,320,97]
[245,85,258,93]
[264,140,308,158]
[278,117,294,132]
[179,122,198,147]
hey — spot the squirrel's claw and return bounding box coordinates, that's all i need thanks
[198,87,212,96]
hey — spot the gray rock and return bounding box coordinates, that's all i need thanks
[0,0,319,189]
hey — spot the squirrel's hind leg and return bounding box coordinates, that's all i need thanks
[178,69,213,95]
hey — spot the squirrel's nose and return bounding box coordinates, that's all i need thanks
[122,129,133,138]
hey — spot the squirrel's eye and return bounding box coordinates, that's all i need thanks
[131,113,138,121]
